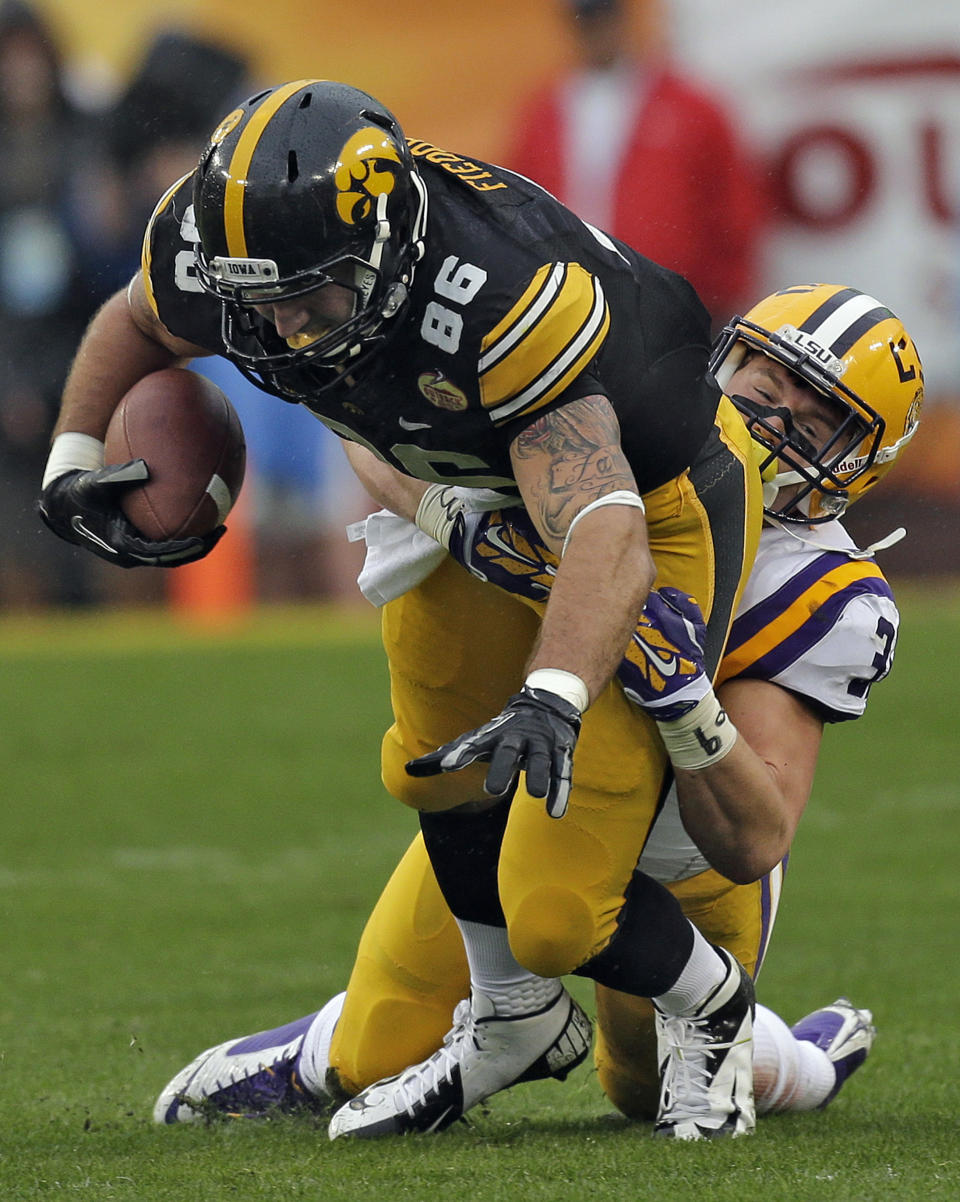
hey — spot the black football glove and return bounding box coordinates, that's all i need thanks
[38,462,224,568]
[405,686,582,819]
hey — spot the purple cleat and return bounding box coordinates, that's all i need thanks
[153,995,343,1123]
[790,997,876,1108]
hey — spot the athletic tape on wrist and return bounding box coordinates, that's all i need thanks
[656,690,738,770]
[524,668,589,713]
[42,432,105,490]
[414,484,462,549]
[562,490,645,555]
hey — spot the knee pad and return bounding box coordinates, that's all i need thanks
[595,1055,659,1122]
[505,885,602,978]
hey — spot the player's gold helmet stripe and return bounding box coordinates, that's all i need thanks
[223,79,323,258]
[479,262,610,425]
[718,559,882,681]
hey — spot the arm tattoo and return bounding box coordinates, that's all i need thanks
[512,396,638,542]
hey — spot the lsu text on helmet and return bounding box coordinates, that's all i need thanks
[192,79,427,398]
[710,284,924,522]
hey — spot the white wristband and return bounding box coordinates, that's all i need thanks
[562,490,645,555]
[524,668,589,714]
[656,690,738,770]
[42,432,105,490]
[414,484,463,549]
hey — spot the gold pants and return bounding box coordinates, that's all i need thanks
[331,831,784,1117]
[331,398,763,1106]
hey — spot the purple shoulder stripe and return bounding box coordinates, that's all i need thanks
[733,576,893,685]
[726,551,850,651]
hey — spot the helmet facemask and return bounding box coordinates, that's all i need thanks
[200,234,399,366]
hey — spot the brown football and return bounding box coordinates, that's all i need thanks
[104,368,246,540]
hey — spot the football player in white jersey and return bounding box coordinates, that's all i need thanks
[152,284,923,1137]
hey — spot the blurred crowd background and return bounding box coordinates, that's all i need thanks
[2,0,957,614]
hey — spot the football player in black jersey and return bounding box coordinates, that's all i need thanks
[39,80,762,1138]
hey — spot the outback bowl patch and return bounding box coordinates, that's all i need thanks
[418,370,468,410]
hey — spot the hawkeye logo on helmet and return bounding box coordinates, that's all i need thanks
[335,127,402,228]
[209,257,280,285]
[776,325,846,378]
[209,108,244,146]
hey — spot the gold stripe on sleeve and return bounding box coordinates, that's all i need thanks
[719,560,885,681]
[479,263,609,424]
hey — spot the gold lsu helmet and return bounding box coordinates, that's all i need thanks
[710,283,924,522]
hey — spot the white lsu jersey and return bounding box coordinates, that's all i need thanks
[638,519,900,883]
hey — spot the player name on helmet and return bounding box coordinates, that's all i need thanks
[209,256,280,284]
[776,325,846,378]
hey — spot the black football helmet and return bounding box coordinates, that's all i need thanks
[192,79,428,399]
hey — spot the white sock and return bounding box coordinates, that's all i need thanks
[652,926,728,1015]
[457,919,561,1016]
[297,991,346,1097]
[753,1002,836,1112]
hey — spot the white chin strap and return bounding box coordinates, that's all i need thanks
[367,191,391,276]
[762,478,783,513]
[766,515,906,560]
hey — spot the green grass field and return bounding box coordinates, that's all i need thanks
[2,591,958,1201]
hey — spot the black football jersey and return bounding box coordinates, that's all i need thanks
[142,142,719,495]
